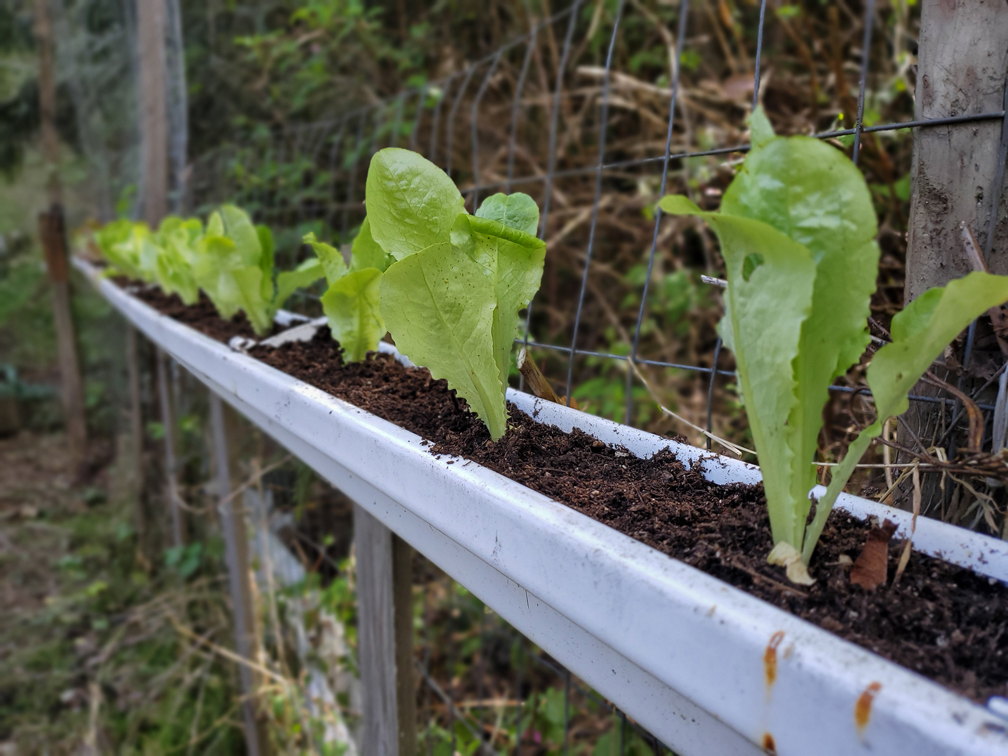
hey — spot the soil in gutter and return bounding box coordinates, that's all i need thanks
[127,284,1008,703]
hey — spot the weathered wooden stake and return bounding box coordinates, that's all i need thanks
[39,206,87,470]
[32,0,60,205]
[156,348,183,548]
[906,0,1008,290]
[355,504,416,756]
[137,0,169,226]
[126,327,147,536]
[209,393,267,756]
[902,0,1008,504]
[393,536,416,756]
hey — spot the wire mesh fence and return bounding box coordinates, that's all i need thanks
[185,0,1008,528]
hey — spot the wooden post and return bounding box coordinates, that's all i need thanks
[126,327,147,534]
[209,393,268,756]
[355,505,416,756]
[34,0,85,470]
[156,348,183,548]
[906,0,1008,292]
[902,0,1008,504]
[33,0,60,206]
[137,0,169,226]
[393,536,416,756]
[39,206,87,470]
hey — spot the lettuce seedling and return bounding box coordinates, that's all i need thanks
[364,148,546,441]
[94,219,156,283]
[303,220,391,362]
[153,217,202,305]
[660,109,1008,580]
[192,205,323,335]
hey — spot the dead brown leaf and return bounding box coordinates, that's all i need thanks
[849,519,898,590]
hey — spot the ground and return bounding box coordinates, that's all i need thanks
[0,430,245,755]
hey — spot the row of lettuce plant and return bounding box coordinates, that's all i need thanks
[95,126,1008,586]
[95,206,325,336]
[93,148,548,445]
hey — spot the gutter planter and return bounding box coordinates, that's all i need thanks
[77,258,1008,756]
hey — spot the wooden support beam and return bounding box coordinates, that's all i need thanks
[355,505,416,756]
[156,347,183,548]
[393,535,416,756]
[209,393,268,756]
[39,206,87,471]
[126,327,147,537]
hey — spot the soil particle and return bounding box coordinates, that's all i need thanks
[138,295,1008,703]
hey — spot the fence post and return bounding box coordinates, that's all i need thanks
[906,1,1008,294]
[903,0,1008,504]
[156,348,183,548]
[393,536,416,756]
[38,206,87,471]
[137,0,169,225]
[209,393,268,756]
[126,327,149,542]
[355,504,416,756]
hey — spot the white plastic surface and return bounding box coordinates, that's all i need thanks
[77,259,1008,756]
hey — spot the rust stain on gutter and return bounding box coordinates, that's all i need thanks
[764,630,785,689]
[855,682,882,734]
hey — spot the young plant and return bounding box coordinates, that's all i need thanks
[192,205,324,335]
[660,109,1008,581]
[303,218,391,362]
[364,148,546,441]
[152,216,203,305]
[94,219,156,283]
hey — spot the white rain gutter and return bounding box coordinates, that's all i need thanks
[76,258,1008,756]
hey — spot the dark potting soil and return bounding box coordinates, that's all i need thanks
[135,291,1008,703]
[121,282,279,342]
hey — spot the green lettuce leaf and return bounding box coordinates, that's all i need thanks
[231,266,273,335]
[303,232,348,284]
[474,192,540,236]
[95,220,151,282]
[192,234,243,320]
[365,148,465,261]
[154,217,201,304]
[381,242,506,439]
[349,218,392,273]
[660,195,816,543]
[220,204,263,267]
[720,121,880,549]
[660,108,883,556]
[365,149,547,440]
[802,272,1008,561]
[321,267,386,362]
[276,258,324,312]
[453,212,546,397]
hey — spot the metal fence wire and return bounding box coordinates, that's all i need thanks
[185,0,1003,473]
[184,5,1008,509]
